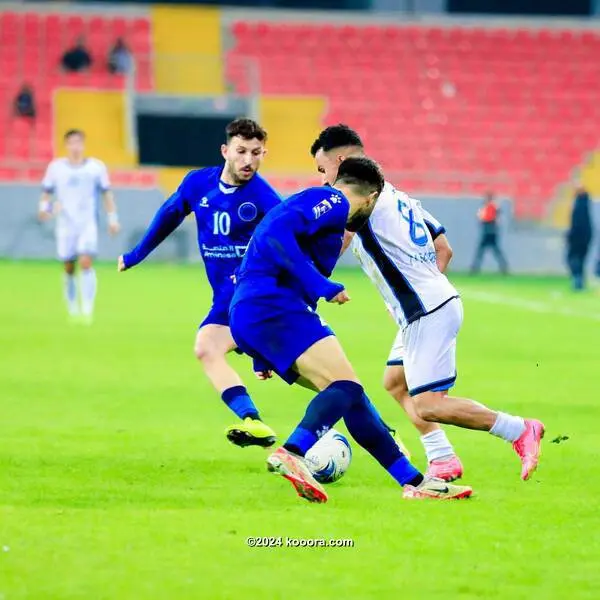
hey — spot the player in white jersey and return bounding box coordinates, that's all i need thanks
[38,129,120,322]
[311,125,545,482]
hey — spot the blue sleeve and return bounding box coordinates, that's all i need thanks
[301,189,349,236]
[122,185,192,269]
[421,207,446,239]
[259,183,282,214]
[263,208,344,303]
[308,228,344,278]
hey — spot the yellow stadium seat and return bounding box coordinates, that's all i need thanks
[259,96,326,174]
[151,6,224,95]
[53,89,136,167]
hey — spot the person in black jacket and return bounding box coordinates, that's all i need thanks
[13,84,35,118]
[61,37,92,72]
[566,184,593,290]
[470,191,508,274]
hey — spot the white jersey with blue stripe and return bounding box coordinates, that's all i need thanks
[351,181,458,328]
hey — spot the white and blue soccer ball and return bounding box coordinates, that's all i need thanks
[305,429,352,484]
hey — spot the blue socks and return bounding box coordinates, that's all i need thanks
[284,427,317,456]
[387,456,423,486]
[284,380,361,456]
[221,386,259,420]
[283,380,424,487]
[344,393,424,487]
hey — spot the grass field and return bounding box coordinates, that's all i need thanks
[1,261,599,599]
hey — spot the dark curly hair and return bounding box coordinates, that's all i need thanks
[335,156,384,197]
[310,124,363,156]
[226,118,268,143]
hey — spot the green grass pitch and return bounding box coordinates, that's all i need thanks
[1,261,598,599]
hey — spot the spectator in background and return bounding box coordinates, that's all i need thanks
[107,38,132,75]
[61,37,92,72]
[13,84,35,119]
[566,183,593,291]
[470,191,509,274]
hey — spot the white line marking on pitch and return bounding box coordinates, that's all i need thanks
[460,290,600,322]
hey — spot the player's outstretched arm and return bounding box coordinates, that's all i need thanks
[102,190,120,236]
[265,212,344,304]
[119,193,190,271]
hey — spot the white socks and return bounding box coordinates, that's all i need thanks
[490,412,526,442]
[421,429,455,462]
[64,273,79,315]
[80,268,97,317]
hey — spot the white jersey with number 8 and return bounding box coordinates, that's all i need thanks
[351,181,457,329]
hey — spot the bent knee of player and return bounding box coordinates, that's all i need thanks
[194,328,235,363]
[294,336,360,391]
[412,392,442,422]
[194,341,225,363]
[383,366,408,399]
[79,258,93,270]
[296,365,362,391]
[315,372,361,391]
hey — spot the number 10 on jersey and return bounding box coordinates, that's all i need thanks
[213,211,231,235]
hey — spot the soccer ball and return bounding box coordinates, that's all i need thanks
[305,429,352,484]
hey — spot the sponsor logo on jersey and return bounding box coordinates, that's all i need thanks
[312,199,332,219]
[238,202,258,222]
[405,250,437,265]
[201,243,247,259]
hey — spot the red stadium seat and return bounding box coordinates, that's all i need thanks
[0,9,154,172]
[226,21,600,217]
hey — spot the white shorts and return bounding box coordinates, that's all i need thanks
[403,297,463,397]
[386,328,405,366]
[56,221,98,261]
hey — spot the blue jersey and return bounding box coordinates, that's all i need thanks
[122,166,281,294]
[232,186,349,310]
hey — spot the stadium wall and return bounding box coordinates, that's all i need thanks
[2,185,598,275]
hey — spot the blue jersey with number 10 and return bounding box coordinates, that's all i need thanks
[123,166,281,295]
[179,167,281,291]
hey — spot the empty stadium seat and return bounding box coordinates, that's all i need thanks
[228,21,600,218]
[0,9,154,174]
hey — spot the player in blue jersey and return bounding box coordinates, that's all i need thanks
[230,157,473,502]
[311,124,464,482]
[118,118,281,448]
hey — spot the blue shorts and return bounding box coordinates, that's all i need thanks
[199,300,245,355]
[230,299,335,385]
[199,285,235,328]
[199,302,230,328]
